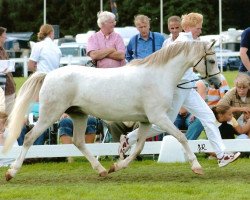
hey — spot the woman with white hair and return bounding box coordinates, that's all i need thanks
[87,11,126,68]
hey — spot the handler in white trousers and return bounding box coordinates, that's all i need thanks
[119,12,240,167]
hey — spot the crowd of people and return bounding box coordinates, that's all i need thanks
[0,10,250,167]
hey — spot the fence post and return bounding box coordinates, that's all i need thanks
[23,56,28,78]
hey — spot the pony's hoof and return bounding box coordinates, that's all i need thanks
[5,172,13,181]
[192,167,204,175]
[108,164,116,174]
[99,171,108,177]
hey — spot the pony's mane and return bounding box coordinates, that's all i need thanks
[127,41,208,67]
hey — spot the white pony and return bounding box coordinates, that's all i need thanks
[3,41,219,181]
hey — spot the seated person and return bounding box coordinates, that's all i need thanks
[17,102,49,145]
[217,73,250,119]
[206,74,230,107]
[212,105,250,139]
[108,121,164,142]
[174,107,203,140]
[58,114,97,144]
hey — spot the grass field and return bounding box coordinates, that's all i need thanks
[0,157,249,200]
[4,71,248,200]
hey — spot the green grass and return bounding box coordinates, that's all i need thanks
[221,71,239,88]
[14,77,27,91]
[0,157,249,200]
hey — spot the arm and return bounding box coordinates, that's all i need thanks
[88,48,116,61]
[231,106,250,115]
[240,47,250,71]
[108,34,125,61]
[234,119,250,134]
[107,51,125,60]
[28,60,37,72]
[125,40,134,62]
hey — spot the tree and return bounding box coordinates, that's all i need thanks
[0,0,249,37]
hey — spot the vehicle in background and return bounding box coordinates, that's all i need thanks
[114,26,139,46]
[216,48,241,71]
[200,28,243,52]
[6,32,33,77]
[54,35,76,46]
[217,56,241,71]
[59,42,91,66]
[75,31,95,46]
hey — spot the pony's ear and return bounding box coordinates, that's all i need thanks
[208,39,216,50]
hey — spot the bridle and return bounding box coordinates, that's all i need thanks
[177,46,220,89]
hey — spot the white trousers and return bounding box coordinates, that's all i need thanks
[127,88,225,158]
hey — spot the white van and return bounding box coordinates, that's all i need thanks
[59,42,91,66]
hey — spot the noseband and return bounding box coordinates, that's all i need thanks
[177,50,220,89]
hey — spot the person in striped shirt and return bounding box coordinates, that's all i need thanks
[206,74,230,107]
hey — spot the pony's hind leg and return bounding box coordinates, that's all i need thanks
[109,122,150,173]
[5,121,51,181]
[70,114,107,177]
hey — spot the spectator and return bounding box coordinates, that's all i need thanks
[0,87,18,167]
[58,114,99,162]
[87,11,126,68]
[21,24,62,145]
[217,72,250,119]
[17,102,49,146]
[58,114,97,144]
[28,24,62,73]
[163,15,182,46]
[239,27,250,75]
[0,87,7,145]
[206,74,230,107]
[0,27,16,115]
[119,12,241,167]
[212,104,250,139]
[126,14,165,62]
[108,121,138,142]
[109,14,165,143]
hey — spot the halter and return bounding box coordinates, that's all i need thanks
[177,50,220,89]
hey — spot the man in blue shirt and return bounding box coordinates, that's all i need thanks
[239,27,250,75]
[126,14,165,62]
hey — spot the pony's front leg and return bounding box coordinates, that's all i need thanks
[71,115,107,177]
[109,123,150,173]
[153,114,203,175]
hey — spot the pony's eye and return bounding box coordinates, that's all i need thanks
[208,60,215,64]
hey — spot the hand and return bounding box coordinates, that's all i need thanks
[60,113,69,119]
[189,115,195,122]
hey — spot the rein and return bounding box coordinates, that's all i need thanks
[177,51,220,89]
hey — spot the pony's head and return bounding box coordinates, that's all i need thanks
[191,40,220,82]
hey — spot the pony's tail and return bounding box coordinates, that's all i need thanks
[2,72,47,153]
